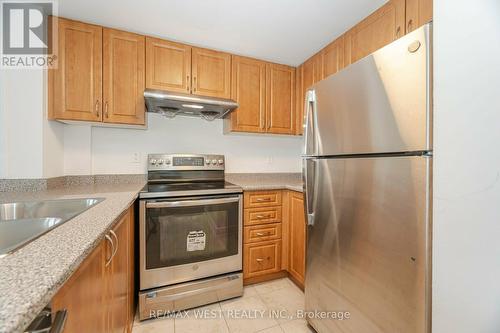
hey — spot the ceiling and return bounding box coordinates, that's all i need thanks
[58,0,387,66]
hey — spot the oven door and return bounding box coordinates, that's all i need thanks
[140,194,242,290]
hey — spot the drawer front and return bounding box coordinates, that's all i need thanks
[244,240,282,278]
[244,191,282,208]
[244,206,282,226]
[244,223,282,243]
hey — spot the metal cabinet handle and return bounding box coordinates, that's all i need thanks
[187,75,190,92]
[193,76,197,92]
[407,19,413,32]
[146,197,240,209]
[255,232,270,237]
[255,198,271,202]
[396,26,401,38]
[256,258,264,263]
[104,101,109,118]
[95,100,100,117]
[49,309,67,333]
[256,215,271,219]
[109,230,118,261]
[105,234,114,267]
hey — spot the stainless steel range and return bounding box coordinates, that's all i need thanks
[138,154,243,321]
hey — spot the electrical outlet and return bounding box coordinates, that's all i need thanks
[132,152,141,164]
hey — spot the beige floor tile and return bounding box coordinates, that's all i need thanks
[257,325,284,333]
[220,295,279,333]
[132,316,175,333]
[253,278,294,295]
[243,285,258,297]
[175,302,229,333]
[259,286,305,324]
[279,319,315,333]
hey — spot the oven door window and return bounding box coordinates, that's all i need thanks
[145,198,239,269]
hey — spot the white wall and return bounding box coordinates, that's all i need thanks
[0,69,64,179]
[433,0,500,332]
[63,113,303,175]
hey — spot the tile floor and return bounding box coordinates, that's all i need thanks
[132,278,315,333]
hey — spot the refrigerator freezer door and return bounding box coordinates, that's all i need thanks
[304,24,432,157]
[305,156,431,333]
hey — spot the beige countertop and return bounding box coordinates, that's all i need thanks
[226,173,303,192]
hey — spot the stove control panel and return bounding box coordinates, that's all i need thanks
[148,154,225,171]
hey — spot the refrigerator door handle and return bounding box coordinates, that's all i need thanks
[303,90,317,156]
[303,158,317,226]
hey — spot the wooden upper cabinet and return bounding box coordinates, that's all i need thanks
[295,64,304,135]
[146,37,191,93]
[103,29,145,125]
[322,36,344,78]
[302,52,322,92]
[288,191,306,288]
[344,0,406,66]
[192,47,231,98]
[230,55,266,132]
[49,18,102,121]
[406,0,433,33]
[266,64,295,134]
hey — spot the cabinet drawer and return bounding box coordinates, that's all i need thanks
[244,191,282,208]
[244,206,282,226]
[244,223,282,243]
[244,240,281,278]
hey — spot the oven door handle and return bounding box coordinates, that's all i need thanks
[146,197,240,208]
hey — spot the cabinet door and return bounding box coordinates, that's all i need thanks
[51,242,106,333]
[406,0,433,33]
[103,29,145,125]
[344,0,405,66]
[49,18,102,121]
[266,64,295,134]
[302,53,322,92]
[107,213,130,333]
[229,56,266,133]
[146,37,191,93]
[192,47,231,98]
[295,64,304,135]
[289,192,306,287]
[322,36,344,78]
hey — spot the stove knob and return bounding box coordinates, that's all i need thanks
[150,159,157,165]
[218,159,224,165]
[157,159,164,165]
[165,159,171,165]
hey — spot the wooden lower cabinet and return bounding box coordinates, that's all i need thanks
[288,191,306,288]
[51,242,106,333]
[242,190,306,288]
[51,206,134,333]
[244,240,282,278]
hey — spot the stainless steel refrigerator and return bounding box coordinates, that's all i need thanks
[303,23,432,333]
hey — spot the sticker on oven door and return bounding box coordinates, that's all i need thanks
[187,231,206,252]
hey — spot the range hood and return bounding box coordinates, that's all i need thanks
[144,89,239,121]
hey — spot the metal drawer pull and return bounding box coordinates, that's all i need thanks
[49,309,67,333]
[255,232,271,236]
[256,214,271,219]
[95,100,100,117]
[256,258,264,263]
[109,230,118,261]
[255,198,272,202]
[105,234,114,267]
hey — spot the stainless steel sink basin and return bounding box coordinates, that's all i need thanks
[0,198,104,256]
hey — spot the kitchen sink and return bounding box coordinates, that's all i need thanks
[0,198,104,256]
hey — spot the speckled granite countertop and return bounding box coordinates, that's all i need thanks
[0,173,302,332]
[0,181,145,333]
[226,173,303,192]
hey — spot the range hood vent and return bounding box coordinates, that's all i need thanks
[144,89,239,121]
